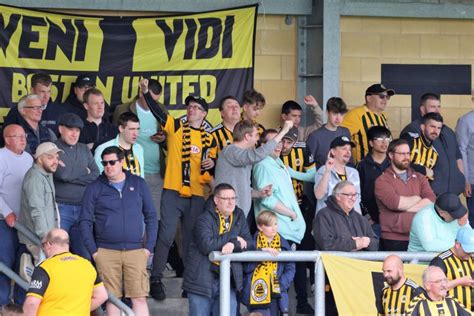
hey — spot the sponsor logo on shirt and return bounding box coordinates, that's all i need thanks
[30,280,43,289]
[191,145,201,154]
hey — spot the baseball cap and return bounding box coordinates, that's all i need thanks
[58,113,84,129]
[435,192,467,220]
[330,136,355,149]
[456,228,474,253]
[185,96,209,112]
[282,127,298,142]
[365,84,395,96]
[75,74,96,88]
[34,142,64,159]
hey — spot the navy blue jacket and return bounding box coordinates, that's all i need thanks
[241,233,295,309]
[182,198,251,298]
[79,172,158,255]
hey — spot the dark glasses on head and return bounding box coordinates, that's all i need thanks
[101,159,120,167]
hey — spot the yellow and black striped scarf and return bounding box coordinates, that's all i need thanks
[213,207,233,267]
[179,120,212,197]
[250,231,281,307]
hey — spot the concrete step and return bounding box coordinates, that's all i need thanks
[161,277,184,298]
[148,297,189,316]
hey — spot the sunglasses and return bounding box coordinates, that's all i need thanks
[101,159,120,167]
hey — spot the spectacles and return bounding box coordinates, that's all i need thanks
[428,278,447,284]
[101,159,120,167]
[393,152,411,156]
[338,193,360,199]
[216,196,237,202]
[5,134,27,139]
[23,106,43,111]
[372,137,392,143]
[187,104,205,111]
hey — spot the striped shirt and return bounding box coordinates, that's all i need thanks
[404,132,438,171]
[378,278,422,315]
[407,292,470,316]
[211,123,234,153]
[430,249,474,311]
[341,105,389,163]
[280,142,315,200]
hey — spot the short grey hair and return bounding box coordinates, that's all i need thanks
[422,266,442,286]
[17,94,41,112]
[333,181,355,195]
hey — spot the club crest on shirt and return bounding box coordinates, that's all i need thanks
[191,145,201,154]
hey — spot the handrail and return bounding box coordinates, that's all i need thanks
[209,250,438,316]
[3,221,136,316]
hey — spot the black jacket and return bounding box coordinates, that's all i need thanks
[182,197,252,298]
[357,154,390,223]
[313,196,379,251]
[401,120,464,195]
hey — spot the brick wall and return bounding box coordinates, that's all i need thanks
[340,16,474,137]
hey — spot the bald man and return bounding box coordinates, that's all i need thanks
[377,255,422,315]
[23,228,107,316]
[407,266,471,316]
[0,124,33,306]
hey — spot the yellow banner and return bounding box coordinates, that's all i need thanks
[321,254,426,316]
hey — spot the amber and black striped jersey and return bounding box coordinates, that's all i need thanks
[402,132,438,171]
[341,105,389,163]
[211,123,234,153]
[430,249,474,311]
[120,145,141,177]
[280,142,315,200]
[407,291,471,316]
[378,278,422,315]
[240,114,266,136]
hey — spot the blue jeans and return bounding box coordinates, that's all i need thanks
[0,220,26,305]
[187,279,237,316]
[58,203,90,260]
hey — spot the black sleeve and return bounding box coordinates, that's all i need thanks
[143,91,168,126]
[376,288,385,314]
[27,266,50,297]
[429,257,447,274]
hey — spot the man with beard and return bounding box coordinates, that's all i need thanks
[375,138,436,251]
[314,136,361,213]
[402,112,443,181]
[407,266,471,316]
[377,255,422,315]
[18,142,63,263]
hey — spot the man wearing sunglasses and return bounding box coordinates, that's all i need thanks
[80,145,157,316]
[140,78,217,301]
[342,83,394,163]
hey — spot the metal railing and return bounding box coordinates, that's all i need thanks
[210,250,438,316]
[0,221,135,316]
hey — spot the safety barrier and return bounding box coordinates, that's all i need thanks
[1,221,136,316]
[209,250,438,316]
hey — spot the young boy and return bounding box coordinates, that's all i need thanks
[241,89,266,135]
[243,211,295,316]
[306,97,350,167]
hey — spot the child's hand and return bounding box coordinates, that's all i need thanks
[262,247,280,256]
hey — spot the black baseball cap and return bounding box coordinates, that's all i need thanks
[282,127,298,142]
[185,96,209,112]
[330,136,355,149]
[365,84,395,96]
[75,74,96,88]
[435,192,467,220]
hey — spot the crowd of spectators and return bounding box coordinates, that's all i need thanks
[1,72,474,315]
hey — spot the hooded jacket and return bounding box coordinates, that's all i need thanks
[313,195,379,251]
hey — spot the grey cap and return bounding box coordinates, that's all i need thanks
[34,142,64,159]
[58,113,84,129]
